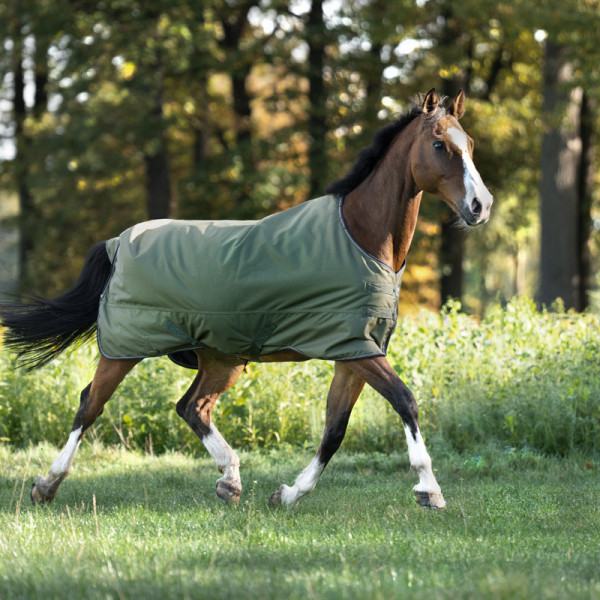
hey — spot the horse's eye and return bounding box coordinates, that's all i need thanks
[433,140,445,151]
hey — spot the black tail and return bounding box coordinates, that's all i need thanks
[0,241,112,370]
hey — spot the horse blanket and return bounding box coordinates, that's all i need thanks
[97,195,404,363]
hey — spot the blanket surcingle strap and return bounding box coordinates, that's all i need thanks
[97,195,404,363]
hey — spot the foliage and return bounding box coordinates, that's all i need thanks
[2,1,599,308]
[0,445,599,599]
[389,299,600,455]
[1,299,599,457]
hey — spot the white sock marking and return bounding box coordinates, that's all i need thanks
[404,425,441,494]
[49,427,82,478]
[280,456,325,506]
[203,423,240,483]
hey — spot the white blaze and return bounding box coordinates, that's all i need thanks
[446,126,492,211]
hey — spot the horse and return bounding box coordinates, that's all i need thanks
[0,89,492,510]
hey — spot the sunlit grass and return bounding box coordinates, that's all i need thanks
[1,445,599,599]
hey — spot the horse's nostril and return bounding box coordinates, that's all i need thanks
[471,198,482,215]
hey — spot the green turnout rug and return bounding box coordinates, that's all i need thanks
[98,195,404,363]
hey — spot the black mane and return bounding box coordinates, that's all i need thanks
[325,104,435,197]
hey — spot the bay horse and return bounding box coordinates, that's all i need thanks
[1,89,492,510]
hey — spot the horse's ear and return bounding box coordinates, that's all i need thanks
[422,88,439,114]
[448,89,465,119]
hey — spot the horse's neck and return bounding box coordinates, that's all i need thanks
[342,133,422,273]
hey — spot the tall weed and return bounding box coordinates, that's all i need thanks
[1,298,599,456]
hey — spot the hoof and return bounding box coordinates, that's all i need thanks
[216,478,241,504]
[414,490,446,510]
[269,485,284,507]
[269,484,297,508]
[30,476,56,505]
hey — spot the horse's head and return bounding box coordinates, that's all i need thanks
[410,89,493,226]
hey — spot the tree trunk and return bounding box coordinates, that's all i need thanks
[33,38,49,117]
[13,39,35,288]
[144,81,173,220]
[577,92,595,310]
[218,3,256,211]
[307,0,327,199]
[439,209,465,304]
[539,41,583,310]
[144,143,172,220]
[231,73,252,150]
[437,6,469,306]
[193,83,210,168]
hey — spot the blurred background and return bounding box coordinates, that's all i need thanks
[0,0,598,315]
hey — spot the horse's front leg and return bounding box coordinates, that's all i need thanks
[347,356,445,509]
[270,362,364,507]
[175,350,246,504]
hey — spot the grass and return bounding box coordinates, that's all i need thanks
[1,444,599,599]
[1,299,600,597]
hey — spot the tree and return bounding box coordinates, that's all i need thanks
[534,0,600,310]
[217,0,257,212]
[1,0,597,311]
[539,41,593,310]
[578,91,596,309]
[3,1,53,289]
[435,3,470,304]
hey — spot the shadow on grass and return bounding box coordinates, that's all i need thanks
[2,445,598,519]
[2,448,600,600]
[0,449,422,514]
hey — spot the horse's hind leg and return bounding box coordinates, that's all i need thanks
[175,350,246,504]
[31,357,139,504]
[270,362,364,507]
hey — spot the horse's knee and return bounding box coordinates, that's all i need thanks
[78,383,92,406]
[193,405,212,437]
[177,397,212,438]
[73,382,104,431]
[391,386,419,430]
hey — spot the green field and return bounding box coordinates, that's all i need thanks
[1,444,599,600]
[1,300,600,598]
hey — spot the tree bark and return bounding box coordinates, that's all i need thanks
[144,80,173,219]
[13,38,35,288]
[33,37,48,117]
[539,40,583,310]
[192,87,210,168]
[439,210,465,304]
[220,5,253,148]
[219,2,255,209]
[437,6,469,306]
[577,92,595,310]
[307,0,327,199]
[144,143,172,220]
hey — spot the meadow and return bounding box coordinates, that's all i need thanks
[1,446,598,599]
[1,299,599,599]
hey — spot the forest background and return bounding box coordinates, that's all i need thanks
[0,0,599,315]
